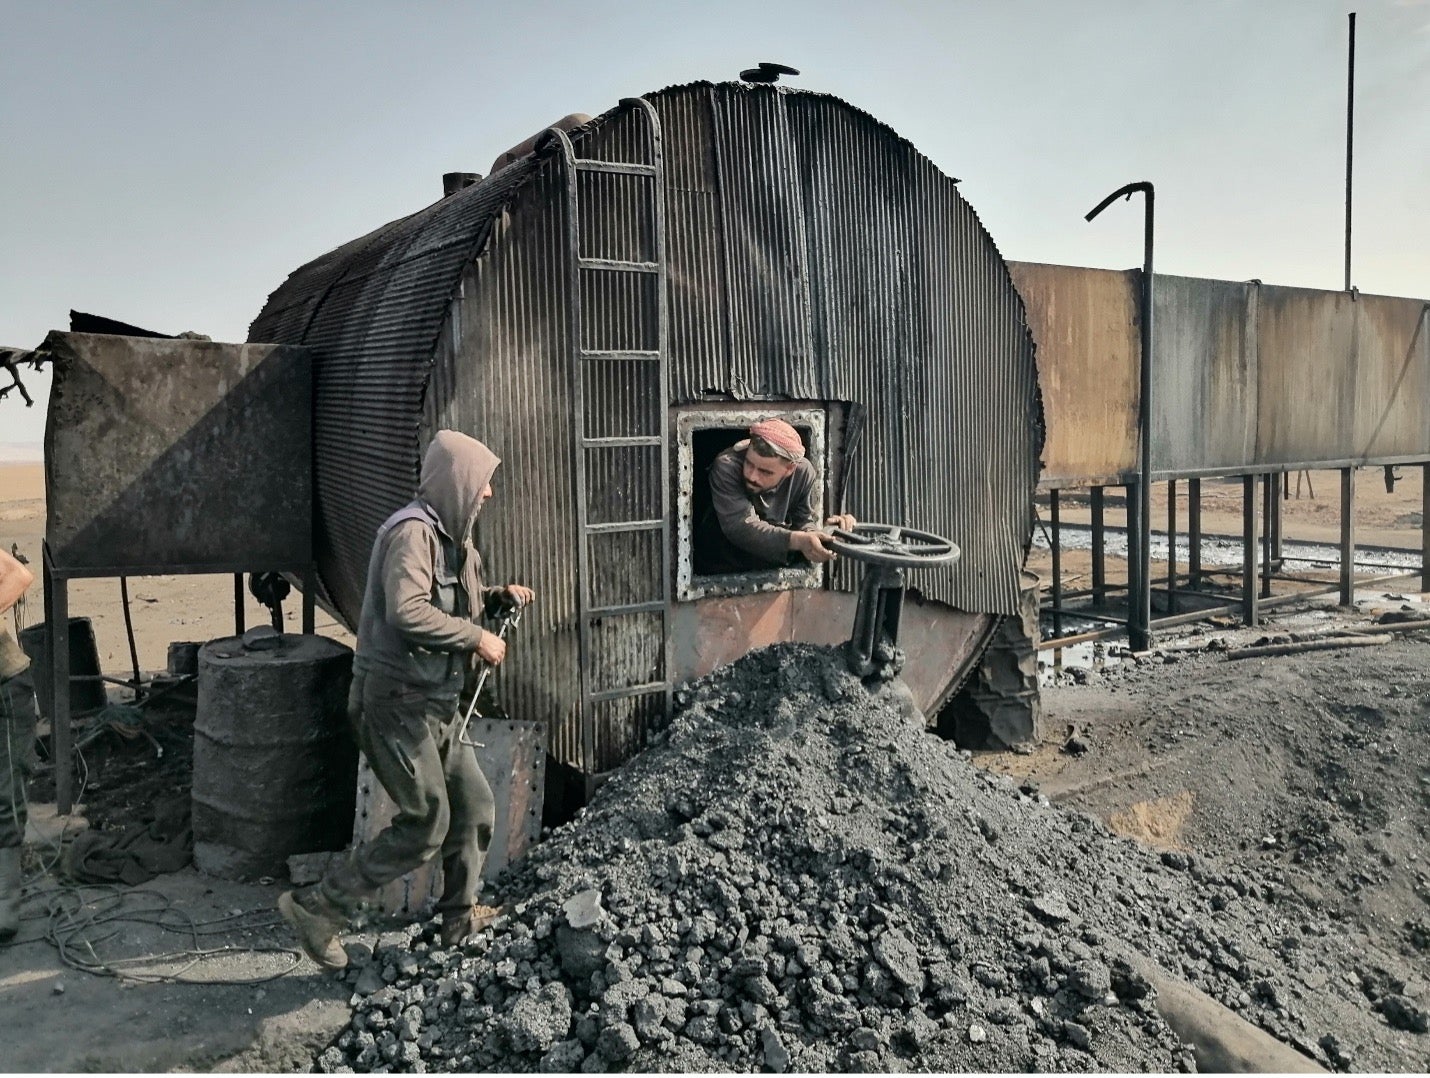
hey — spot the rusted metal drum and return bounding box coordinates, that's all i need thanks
[192,633,356,880]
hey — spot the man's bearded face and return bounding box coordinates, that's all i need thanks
[742,449,796,495]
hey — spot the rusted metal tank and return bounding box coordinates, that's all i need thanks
[250,81,1044,783]
[192,633,356,879]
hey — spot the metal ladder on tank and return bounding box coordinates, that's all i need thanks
[543,98,671,793]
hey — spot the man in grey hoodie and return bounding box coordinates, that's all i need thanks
[279,430,534,970]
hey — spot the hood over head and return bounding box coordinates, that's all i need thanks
[418,430,501,543]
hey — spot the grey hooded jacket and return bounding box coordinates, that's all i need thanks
[352,431,502,696]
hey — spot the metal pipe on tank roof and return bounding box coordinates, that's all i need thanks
[442,172,481,198]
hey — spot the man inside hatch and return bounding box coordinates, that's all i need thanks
[279,430,535,970]
[695,417,855,574]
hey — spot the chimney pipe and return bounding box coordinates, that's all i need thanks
[442,172,481,198]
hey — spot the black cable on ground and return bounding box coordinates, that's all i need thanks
[34,880,302,986]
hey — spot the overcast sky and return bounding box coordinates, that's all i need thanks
[3,0,1427,445]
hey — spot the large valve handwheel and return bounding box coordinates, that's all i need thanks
[828,523,961,569]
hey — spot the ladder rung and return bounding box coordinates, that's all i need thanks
[579,349,661,361]
[579,258,658,273]
[583,436,661,448]
[587,600,667,617]
[589,681,669,704]
[575,160,657,176]
[585,519,664,534]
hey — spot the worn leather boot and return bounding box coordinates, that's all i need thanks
[278,887,349,971]
[0,846,21,944]
[441,903,503,948]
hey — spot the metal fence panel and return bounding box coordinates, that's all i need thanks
[1008,262,1138,487]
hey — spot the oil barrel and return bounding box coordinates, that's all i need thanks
[192,632,357,879]
[18,617,106,717]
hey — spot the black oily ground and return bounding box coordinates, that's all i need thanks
[316,645,1422,1074]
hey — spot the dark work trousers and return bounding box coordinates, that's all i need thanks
[0,670,37,850]
[320,671,495,917]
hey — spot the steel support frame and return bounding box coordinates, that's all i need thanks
[1188,478,1202,588]
[1424,462,1430,593]
[1261,473,1274,599]
[1049,489,1062,638]
[1242,474,1259,626]
[1090,486,1106,604]
[1340,466,1356,606]
[1126,482,1144,645]
[1166,480,1177,615]
[1042,459,1429,648]
[41,544,318,814]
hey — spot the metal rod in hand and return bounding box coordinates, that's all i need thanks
[456,602,526,747]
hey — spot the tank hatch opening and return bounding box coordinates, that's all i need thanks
[675,405,829,602]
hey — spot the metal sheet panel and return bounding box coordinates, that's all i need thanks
[1017,267,1430,485]
[43,332,311,572]
[471,717,546,880]
[1008,262,1138,487]
[1351,293,1430,460]
[1150,275,1256,474]
[1255,284,1358,466]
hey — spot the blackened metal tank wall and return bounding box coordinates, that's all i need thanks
[251,81,1042,772]
[514,83,1042,611]
[250,161,539,622]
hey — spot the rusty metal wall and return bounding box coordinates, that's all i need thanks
[1018,265,1430,486]
[252,82,1043,772]
[1150,274,1257,474]
[44,332,312,573]
[1352,294,1430,460]
[1007,263,1139,488]
[1254,285,1359,466]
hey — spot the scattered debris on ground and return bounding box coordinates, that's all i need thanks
[314,644,1425,1073]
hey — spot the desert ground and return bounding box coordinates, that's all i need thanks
[1,458,1427,1071]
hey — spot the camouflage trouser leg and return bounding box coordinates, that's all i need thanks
[320,672,495,915]
[0,671,38,851]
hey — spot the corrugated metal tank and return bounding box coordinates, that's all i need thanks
[250,81,1043,777]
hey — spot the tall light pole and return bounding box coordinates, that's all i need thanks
[1345,11,1356,292]
[1086,181,1155,652]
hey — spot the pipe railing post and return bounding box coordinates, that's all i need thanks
[1050,489,1063,638]
[1422,462,1429,594]
[1188,477,1202,589]
[1340,466,1356,606]
[1242,474,1259,627]
[1167,479,1177,614]
[1126,481,1142,639]
[1086,181,1154,651]
[1091,486,1106,605]
[1261,471,1274,599]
